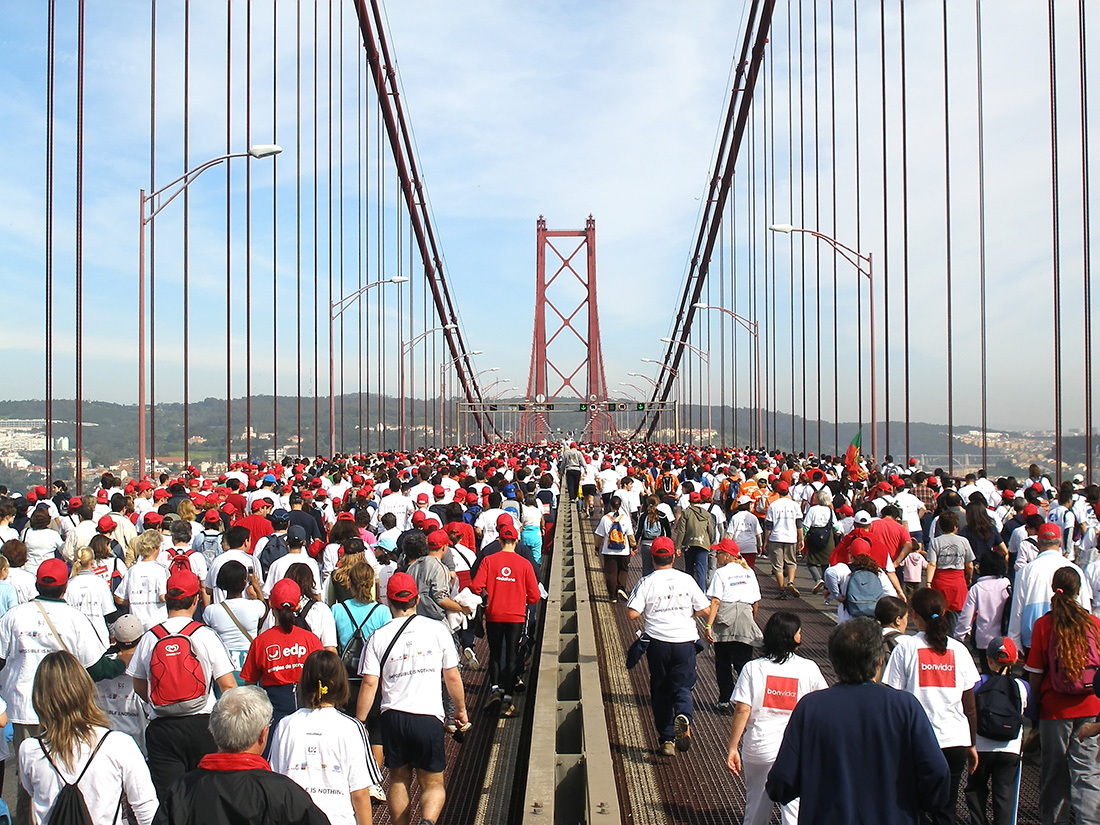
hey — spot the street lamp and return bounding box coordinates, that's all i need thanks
[440,351,482,447]
[661,337,712,445]
[768,224,876,459]
[618,381,645,397]
[641,358,682,442]
[138,144,282,478]
[693,302,762,447]
[399,323,458,450]
[483,377,511,398]
[329,275,407,456]
[628,371,660,388]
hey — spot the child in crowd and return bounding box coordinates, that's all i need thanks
[964,637,1028,825]
[114,529,168,629]
[874,595,909,659]
[898,545,927,597]
[95,614,150,756]
[955,553,1012,672]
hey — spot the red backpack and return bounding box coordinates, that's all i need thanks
[148,621,208,715]
[168,548,195,576]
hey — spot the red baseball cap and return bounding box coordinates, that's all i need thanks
[412,511,427,528]
[166,570,200,599]
[432,485,445,498]
[498,522,519,541]
[688,491,701,503]
[36,558,68,586]
[710,537,741,556]
[387,571,418,602]
[251,499,270,512]
[96,516,115,533]
[270,578,301,610]
[426,529,451,551]
[67,496,82,510]
[1038,523,1061,541]
[776,480,790,494]
[203,510,222,524]
[336,512,355,522]
[416,493,429,505]
[651,536,676,558]
[1022,504,1040,517]
[144,513,164,528]
[96,490,108,504]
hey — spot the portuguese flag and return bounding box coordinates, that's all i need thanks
[845,429,867,481]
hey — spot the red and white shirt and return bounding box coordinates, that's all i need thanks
[731,654,827,763]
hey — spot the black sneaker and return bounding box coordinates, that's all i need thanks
[513,678,526,694]
[482,687,503,713]
[616,587,630,601]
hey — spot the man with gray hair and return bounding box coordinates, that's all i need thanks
[152,686,329,825]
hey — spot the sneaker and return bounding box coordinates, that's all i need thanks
[674,714,692,752]
[715,701,731,711]
[463,646,480,668]
[659,741,676,757]
[616,587,630,601]
[787,584,801,598]
[368,784,386,802]
[513,678,526,694]
[501,700,518,718]
[776,590,788,600]
[483,687,503,713]
[811,580,825,595]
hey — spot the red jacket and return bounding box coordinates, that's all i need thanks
[470,551,539,623]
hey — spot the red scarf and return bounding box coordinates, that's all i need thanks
[198,752,271,772]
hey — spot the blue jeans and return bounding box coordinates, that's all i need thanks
[646,638,697,743]
[685,545,708,591]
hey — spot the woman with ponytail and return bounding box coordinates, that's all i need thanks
[1023,566,1100,823]
[637,495,673,576]
[883,587,980,825]
[63,546,117,645]
[241,578,323,735]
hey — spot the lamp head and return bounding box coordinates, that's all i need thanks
[470,350,484,355]
[248,144,283,159]
[769,223,794,234]
[443,323,458,330]
[389,275,410,285]
[692,302,709,310]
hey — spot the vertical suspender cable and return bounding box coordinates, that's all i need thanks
[943,1,954,474]
[245,0,252,460]
[313,0,320,457]
[900,0,911,460]
[357,26,364,454]
[75,0,85,492]
[787,0,796,451]
[272,1,278,454]
[338,0,346,454]
[798,0,807,453]
[767,40,775,447]
[327,0,335,453]
[976,0,988,472]
[296,0,303,448]
[719,197,726,445]
[225,1,233,465]
[853,0,863,447]
[148,0,156,476]
[1081,0,1093,482]
[45,0,55,485]
[749,105,756,446]
[1048,0,1063,483]
[830,0,838,455]
[880,0,889,457]
[183,1,190,467]
[813,0,821,453]
[378,107,385,450]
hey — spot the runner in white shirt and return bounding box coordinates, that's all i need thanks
[203,561,267,679]
[64,547,116,647]
[703,540,763,707]
[269,653,385,823]
[883,587,981,822]
[115,533,169,630]
[727,611,827,825]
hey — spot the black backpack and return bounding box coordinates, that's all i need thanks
[974,673,1023,741]
[339,602,382,680]
[258,533,290,578]
[294,599,316,631]
[38,731,121,825]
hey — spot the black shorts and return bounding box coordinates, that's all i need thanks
[581,484,597,497]
[381,709,446,773]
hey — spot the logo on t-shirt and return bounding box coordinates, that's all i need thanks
[762,675,799,711]
[917,648,956,688]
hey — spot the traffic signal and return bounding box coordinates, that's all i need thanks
[579,403,588,412]
[636,403,646,411]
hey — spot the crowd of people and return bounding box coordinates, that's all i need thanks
[0,443,1097,824]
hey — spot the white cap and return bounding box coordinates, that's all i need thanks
[854,511,874,527]
[737,495,753,505]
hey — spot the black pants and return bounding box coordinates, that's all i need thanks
[486,620,524,695]
[565,469,581,501]
[927,745,969,825]
[964,750,1020,825]
[146,714,217,804]
[713,641,754,703]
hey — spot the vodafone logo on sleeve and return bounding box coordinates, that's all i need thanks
[762,675,800,711]
[917,647,956,688]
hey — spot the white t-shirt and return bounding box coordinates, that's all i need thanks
[625,568,709,643]
[126,616,235,718]
[705,561,761,605]
[0,599,109,724]
[882,632,980,749]
[7,568,37,604]
[596,468,619,495]
[115,560,169,630]
[203,598,267,671]
[157,545,209,582]
[359,614,458,720]
[22,528,64,576]
[64,572,115,646]
[726,511,763,556]
[96,666,150,756]
[594,510,635,556]
[765,497,803,543]
[269,707,379,825]
[732,654,828,763]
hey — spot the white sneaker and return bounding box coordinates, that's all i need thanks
[368,784,386,802]
[463,646,480,668]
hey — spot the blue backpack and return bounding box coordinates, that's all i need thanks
[844,569,884,618]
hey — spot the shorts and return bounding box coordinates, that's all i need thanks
[380,709,446,773]
[769,542,799,573]
[582,484,597,497]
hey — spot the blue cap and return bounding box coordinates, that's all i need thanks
[270,508,291,520]
[503,483,516,498]
[263,473,277,483]
[377,536,397,552]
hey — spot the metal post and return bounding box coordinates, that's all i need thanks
[329,304,336,457]
[868,252,877,461]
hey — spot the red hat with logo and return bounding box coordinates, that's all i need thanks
[498,522,519,541]
[426,529,451,551]
[710,537,741,557]
[270,578,301,610]
[96,490,108,504]
[651,536,676,559]
[433,485,445,498]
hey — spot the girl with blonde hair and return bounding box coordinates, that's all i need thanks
[19,650,157,824]
[65,546,116,646]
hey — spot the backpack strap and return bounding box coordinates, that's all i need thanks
[35,601,71,655]
[220,601,255,643]
[297,599,316,625]
[378,616,416,675]
[38,730,113,786]
[339,603,380,658]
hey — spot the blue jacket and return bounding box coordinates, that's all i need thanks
[766,682,950,825]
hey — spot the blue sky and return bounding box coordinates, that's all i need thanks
[0,1,1094,436]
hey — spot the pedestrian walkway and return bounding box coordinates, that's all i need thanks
[579,511,1045,824]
